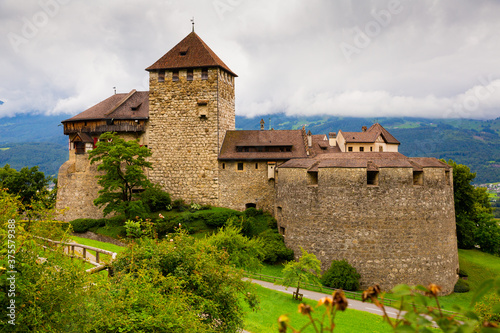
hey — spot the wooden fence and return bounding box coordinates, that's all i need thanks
[34,236,117,276]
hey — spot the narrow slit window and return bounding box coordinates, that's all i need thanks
[222,163,225,170]
[445,170,451,185]
[202,69,208,80]
[255,163,259,169]
[158,70,165,82]
[413,171,424,186]
[172,71,179,82]
[187,69,193,81]
[367,171,379,186]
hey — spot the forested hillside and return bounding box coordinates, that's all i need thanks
[0,113,499,182]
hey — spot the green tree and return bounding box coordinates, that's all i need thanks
[0,164,53,207]
[88,132,152,218]
[447,159,499,253]
[206,224,264,271]
[281,247,322,300]
[112,231,259,332]
[321,259,361,291]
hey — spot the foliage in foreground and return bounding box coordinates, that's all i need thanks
[281,281,500,332]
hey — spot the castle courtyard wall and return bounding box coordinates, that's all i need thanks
[275,166,459,294]
[218,161,275,212]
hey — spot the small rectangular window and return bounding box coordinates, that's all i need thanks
[307,171,318,185]
[413,171,424,186]
[359,147,364,152]
[280,226,285,235]
[370,147,373,151]
[202,69,208,80]
[445,170,451,185]
[367,171,379,186]
[187,69,193,81]
[172,71,179,82]
[255,163,259,169]
[237,162,244,171]
[379,146,383,152]
[348,147,353,152]
[158,70,165,82]
[222,163,225,170]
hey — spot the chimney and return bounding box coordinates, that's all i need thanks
[260,119,265,130]
[307,130,312,147]
[362,126,367,132]
[329,132,337,147]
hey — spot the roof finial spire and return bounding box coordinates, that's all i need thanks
[191,17,195,32]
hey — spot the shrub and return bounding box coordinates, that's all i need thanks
[258,229,294,264]
[474,293,500,324]
[126,200,149,219]
[201,211,241,228]
[244,207,260,217]
[141,185,171,212]
[453,279,470,293]
[458,269,468,278]
[321,259,361,291]
[106,215,126,227]
[70,218,106,233]
[172,198,187,212]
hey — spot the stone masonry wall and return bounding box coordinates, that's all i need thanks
[56,151,105,221]
[148,68,235,205]
[218,161,275,212]
[275,166,459,294]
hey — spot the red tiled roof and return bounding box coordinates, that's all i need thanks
[278,152,448,170]
[340,123,400,144]
[146,32,237,76]
[62,90,149,122]
[219,130,308,160]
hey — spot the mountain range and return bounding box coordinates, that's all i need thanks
[0,113,499,183]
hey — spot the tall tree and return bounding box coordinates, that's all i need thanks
[88,132,152,218]
[448,159,498,254]
[281,247,322,300]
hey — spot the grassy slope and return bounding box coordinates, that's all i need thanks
[243,284,391,333]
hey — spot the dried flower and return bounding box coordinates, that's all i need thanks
[426,284,441,297]
[362,285,381,302]
[278,315,289,332]
[318,296,333,308]
[298,303,313,315]
[332,290,348,311]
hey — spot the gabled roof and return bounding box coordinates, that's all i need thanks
[340,123,400,145]
[62,90,149,123]
[146,32,237,76]
[219,130,308,160]
[70,132,93,143]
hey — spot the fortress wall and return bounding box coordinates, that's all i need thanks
[276,166,459,294]
[218,161,275,212]
[56,152,105,221]
[148,68,234,205]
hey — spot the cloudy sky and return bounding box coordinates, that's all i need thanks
[1,0,500,119]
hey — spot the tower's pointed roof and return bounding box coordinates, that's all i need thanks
[146,32,237,76]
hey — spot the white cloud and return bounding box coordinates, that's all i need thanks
[1,0,500,120]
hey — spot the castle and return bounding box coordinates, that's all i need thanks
[56,31,459,293]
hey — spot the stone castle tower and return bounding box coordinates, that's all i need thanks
[146,32,236,204]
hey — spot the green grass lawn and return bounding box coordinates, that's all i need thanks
[71,235,127,262]
[243,284,391,333]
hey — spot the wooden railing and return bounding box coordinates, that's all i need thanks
[34,236,117,276]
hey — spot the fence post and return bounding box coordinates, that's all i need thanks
[82,248,87,260]
[95,252,100,263]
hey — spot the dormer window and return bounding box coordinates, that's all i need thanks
[131,103,142,111]
[180,46,189,56]
[158,70,165,82]
[173,71,179,82]
[187,69,193,81]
